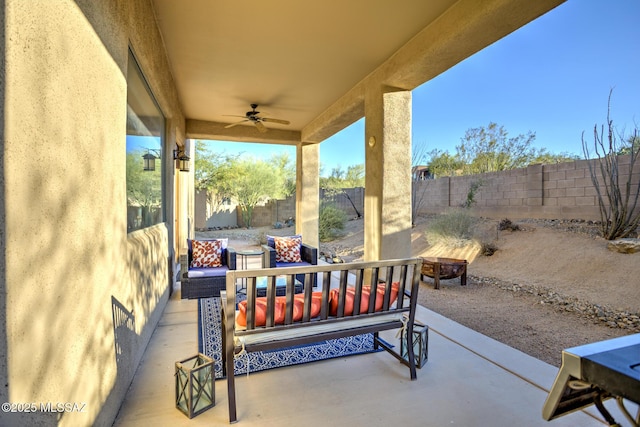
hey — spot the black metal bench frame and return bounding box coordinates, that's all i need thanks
[220,258,423,423]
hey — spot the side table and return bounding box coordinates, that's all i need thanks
[236,249,264,293]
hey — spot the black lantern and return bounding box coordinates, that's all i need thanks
[173,146,191,172]
[176,151,190,172]
[142,149,160,171]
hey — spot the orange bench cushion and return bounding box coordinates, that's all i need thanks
[237,292,323,327]
[236,282,400,326]
[329,282,399,316]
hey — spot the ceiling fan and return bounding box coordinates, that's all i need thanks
[224,104,290,133]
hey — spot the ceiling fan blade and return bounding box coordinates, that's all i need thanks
[254,121,268,133]
[261,117,290,125]
[224,120,249,129]
[223,115,249,119]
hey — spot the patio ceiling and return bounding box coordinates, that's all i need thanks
[151,0,565,145]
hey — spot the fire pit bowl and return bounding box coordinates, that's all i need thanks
[420,257,468,290]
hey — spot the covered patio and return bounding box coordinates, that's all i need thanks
[113,274,611,426]
[114,244,629,426]
[6,1,613,426]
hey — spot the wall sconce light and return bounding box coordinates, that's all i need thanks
[142,147,190,172]
[174,147,190,172]
[142,149,161,171]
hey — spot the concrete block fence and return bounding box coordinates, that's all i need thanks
[416,155,639,221]
[196,155,639,228]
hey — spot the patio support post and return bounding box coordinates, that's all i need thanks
[364,86,413,261]
[296,143,320,250]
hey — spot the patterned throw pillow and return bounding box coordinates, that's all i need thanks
[190,239,222,268]
[266,234,300,248]
[274,236,302,263]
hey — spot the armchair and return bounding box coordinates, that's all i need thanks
[262,234,318,287]
[181,239,237,299]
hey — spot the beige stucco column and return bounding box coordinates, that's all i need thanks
[296,143,320,249]
[364,86,413,261]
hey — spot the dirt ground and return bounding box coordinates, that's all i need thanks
[199,215,640,367]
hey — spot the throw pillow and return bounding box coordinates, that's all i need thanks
[329,282,399,316]
[190,239,222,268]
[188,238,227,251]
[274,236,302,263]
[266,234,301,248]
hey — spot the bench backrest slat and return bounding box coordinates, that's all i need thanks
[226,258,422,333]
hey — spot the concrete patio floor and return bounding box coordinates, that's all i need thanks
[112,258,629,426]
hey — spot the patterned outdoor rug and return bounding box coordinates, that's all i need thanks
[198,297,380,379]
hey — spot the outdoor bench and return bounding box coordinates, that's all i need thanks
[220,257,423,423]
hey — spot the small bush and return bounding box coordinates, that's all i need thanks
[462,180,484,208]
[498,218,520,231]
[481,242,498,256]
[425,209,499,255]
[425,209,476,247]
[319,204,347,241]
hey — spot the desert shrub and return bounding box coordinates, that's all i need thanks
[498,218,520,231]
[481,242,498,256]
[425,209,476,247]
[581,90,640,240]
[319,204,347,241]
[426,209,498,254]
[462,180,484,208]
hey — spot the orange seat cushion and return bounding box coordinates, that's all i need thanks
[237,292,323,327]
[329,282,399,316]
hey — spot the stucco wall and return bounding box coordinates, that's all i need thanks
[415,155,640,221]
[1,1,185,426]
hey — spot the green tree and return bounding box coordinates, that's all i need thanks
[231,158,284,227]
[194,140,240,208]
[320,165,364,217]
[270,152,296,198]
[426,149,464,177]
[195,142,296,226]
[618,134,640,156]
[531,151,580,164]
[320,165,365,189]
[457,122,542,174]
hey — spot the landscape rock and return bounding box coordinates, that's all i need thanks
[607,238,640,254]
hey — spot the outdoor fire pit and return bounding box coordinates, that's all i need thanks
[420,257,468,290]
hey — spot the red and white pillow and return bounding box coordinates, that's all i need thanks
[274,236,302,263]
[190,239,223,268]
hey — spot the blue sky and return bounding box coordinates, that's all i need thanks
[204,0,639,176]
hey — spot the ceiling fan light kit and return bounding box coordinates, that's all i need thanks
[224,103,290,133]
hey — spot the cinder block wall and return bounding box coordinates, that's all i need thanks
[416,155,640,221]
[198,156,639,227]
[238,197,297,228]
